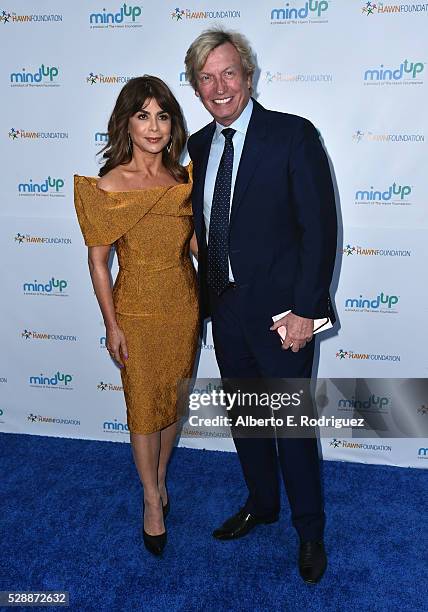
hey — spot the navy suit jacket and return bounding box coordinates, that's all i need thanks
[187,98,337,327]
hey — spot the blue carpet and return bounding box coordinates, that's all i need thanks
[0,432,426,612]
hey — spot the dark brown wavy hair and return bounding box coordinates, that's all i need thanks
[98,76,188,182]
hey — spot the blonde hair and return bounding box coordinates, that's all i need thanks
[185,27,256,91]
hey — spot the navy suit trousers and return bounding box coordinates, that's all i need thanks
[210,284,325,542]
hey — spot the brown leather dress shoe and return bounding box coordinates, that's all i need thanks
[213,508,279,540]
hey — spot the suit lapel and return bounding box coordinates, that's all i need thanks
[192,122,215,240]
[230,100,267,225]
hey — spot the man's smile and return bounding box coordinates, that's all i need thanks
[213,97,233,105]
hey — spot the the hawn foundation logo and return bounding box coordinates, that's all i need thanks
[103,418,129,433]
[23,277,69,297]
[27,413,80,426]
[10,64,60,88]
[353,129,424,143]
[0,9,63,24]
[22,329,77,343]
[418,404,428,415]
[15,233,71,246]
[344,291,399,314]
[262,70,332,84]
[329,438,392,452]
[354,182,412,205]
[87,71,136,85]
[363,60,424,85]
[361,1,428,16]
[362,1,377,14]
[97,381,123,391]
[8,128,68,141]
[171,7,241,20]
[343,244,411,257]
[270,0,329,24]
[29,371,74,391]
[335,349,401,362]
[89,4,142,28]
[17,176,65,197]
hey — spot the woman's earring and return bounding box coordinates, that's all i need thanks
[127,133,133,153]
[166,138,172,154]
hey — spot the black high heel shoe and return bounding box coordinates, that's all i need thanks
[142,499,166,556]
[142,529,167,556]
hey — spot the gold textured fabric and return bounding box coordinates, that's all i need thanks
[74,163,199,434]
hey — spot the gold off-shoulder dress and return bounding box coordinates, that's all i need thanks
[74,163,199,434]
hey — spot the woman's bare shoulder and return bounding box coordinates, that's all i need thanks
[97,167,122,192]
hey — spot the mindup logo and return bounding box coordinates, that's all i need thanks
[364,60,424,81]
[355,183,411,201]
[345,292,399,310]
[271,0,329,20]
[29,371,73,386]
[10,64,59,83]
[23,278,68,293]
[18,177,64,193]
[89,3,141,24]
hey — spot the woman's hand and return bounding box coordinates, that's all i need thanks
[87,245,128,367]
[106,325,129,368]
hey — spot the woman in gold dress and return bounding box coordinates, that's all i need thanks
[74,76,199,556]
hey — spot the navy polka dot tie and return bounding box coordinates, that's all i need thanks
[207,128,236,296]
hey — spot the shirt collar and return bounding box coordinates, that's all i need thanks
[214,98,253,140]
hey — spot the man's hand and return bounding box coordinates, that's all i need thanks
[270,312,313,353]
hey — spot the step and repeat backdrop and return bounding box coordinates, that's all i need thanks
[1,1,427,468]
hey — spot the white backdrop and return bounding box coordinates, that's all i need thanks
[1,1,427,468]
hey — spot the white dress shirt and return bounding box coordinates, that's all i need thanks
[203,98,253,282]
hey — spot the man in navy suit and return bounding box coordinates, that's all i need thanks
[185,28,337,583]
